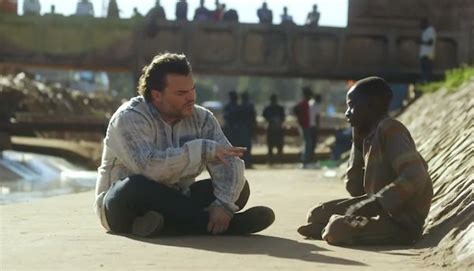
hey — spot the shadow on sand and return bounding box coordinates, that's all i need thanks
[122,234,367,266]
[345,245,420,257]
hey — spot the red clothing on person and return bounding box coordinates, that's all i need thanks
[1,0,17,14]
[294,99,310,128]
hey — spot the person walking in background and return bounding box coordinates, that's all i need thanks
[75,0,94,17]
[263,94,285,164]
[175,0,188,21]
[309,93,322,165]
[238,92,257,168]
[257,1,272,24]
[305,4,320,26]
[419,18,436,82]
[150,0,166,20]
[223,90,240,146]
[293,87,313,168]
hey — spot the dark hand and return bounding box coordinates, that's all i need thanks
[352,127,365,151]
[346,196,382,217]
[207,205,232,235]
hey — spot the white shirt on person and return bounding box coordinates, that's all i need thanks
[23,0,41,15]
[94,96,245,230]
[420,26,436,60]
[309,99,321,128]
[76,1,94,16]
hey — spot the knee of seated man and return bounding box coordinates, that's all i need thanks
[307,204,330,224]
[235,180,250,210]
[112,175,144,195]
[322,215,354,245]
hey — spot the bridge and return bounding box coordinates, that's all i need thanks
[0,15,471,82]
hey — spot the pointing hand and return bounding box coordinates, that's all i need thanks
[214,145,246,167]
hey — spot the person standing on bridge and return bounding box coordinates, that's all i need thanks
[95,53,275,238]
[175,0,188,21]
[23,0,41,15]
[305,4,320,27]
[257,1,273,24]
[194,0,211,22]
[419,18,437,83]
[280,6,294,25]
[75,0,94,17]
[145,0,167,37]
[297,76,433,246]
[106,0,119,18]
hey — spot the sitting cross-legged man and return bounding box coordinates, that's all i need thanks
[297,76,433,246]
[94,53,275,237]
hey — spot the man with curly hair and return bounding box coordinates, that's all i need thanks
[95,53,274,237]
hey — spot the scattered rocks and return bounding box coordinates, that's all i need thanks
[0,72,121,120]
[0,72,122,140]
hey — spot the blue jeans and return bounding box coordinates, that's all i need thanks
[420,56,433,83]
[301,128,315,163]
[104,175,250,234]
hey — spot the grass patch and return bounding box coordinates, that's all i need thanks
[418,66,474,93]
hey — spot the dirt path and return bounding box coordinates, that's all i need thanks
[1,167,439,270]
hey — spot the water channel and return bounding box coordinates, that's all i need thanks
[0,150,97,205]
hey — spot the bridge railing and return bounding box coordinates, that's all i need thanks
[0,15,469,81]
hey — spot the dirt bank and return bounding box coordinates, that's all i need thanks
[397,82,473,269]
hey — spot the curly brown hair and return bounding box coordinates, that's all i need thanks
[137,53,192,102]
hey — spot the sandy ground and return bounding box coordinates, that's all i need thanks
[1,167,439,271]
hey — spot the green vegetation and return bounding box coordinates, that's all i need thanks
[419,66,474,93]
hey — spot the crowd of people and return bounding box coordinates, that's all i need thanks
[15,0,321,27]
[221,87,327,168]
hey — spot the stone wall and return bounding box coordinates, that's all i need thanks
[397,83,473,268]
[0,15,468,81]
[349,0,474,31]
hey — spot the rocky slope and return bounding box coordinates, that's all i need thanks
[397,82,473,269]
[0,72,121,141]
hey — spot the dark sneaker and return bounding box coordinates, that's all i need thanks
[297,222,325,239]
[226,206,275,235]
[131,211,164,237]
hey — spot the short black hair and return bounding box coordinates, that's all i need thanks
[270,94,277,102]
[314,93,322,103]
[137,53,192,102]
[302,86,312,98]
[353,76,393,113]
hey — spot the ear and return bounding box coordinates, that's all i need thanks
[150,89,162,103]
